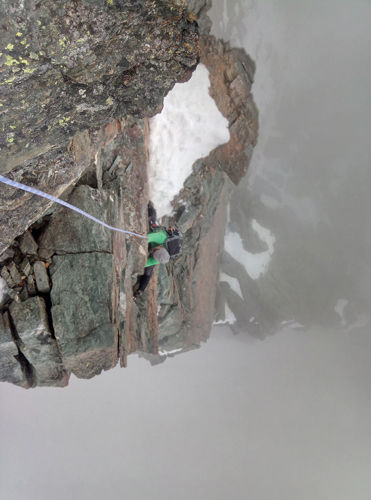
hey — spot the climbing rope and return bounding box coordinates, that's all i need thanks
[0,175,148,239]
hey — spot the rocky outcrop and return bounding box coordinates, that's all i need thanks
[186,0,212,34]
[149,35,258,358]
[0,311,28,388]
[0,0,199,255]
[0,1,258,388]
[0,115,154,386]
[200,36,258,184]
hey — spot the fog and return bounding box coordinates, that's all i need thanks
[1,2,370,499]
[1,324,370,500]
[211,0,371,334]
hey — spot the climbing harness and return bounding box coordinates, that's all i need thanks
[0,175,148,239]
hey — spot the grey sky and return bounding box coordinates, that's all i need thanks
[1,324,370,500]
[1,1,371,499]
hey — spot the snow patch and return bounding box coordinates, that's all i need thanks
[225,219,276,280]
[280,319,305,330]
[214,303,237,326]
[159,347,183,356]
[148,63,230,219]
[0,277,10,307]
[219,272,243,299]
[289,322,305,329]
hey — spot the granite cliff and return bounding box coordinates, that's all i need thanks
[0,0,258,387]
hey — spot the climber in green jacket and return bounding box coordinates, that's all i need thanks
[133,202,183,298]
[145,229,171,267]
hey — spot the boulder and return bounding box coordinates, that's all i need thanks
[33,261,50,293]
[9,296,68,386]
[50,252,115,378]
[0,312,28,388]
[38,185,114,255]
[19,231,38,256]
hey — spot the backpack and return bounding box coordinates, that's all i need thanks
[165,227,183,258]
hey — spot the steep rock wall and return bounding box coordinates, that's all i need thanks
[141,35,259,361]
[0,0,199,254]
[0,1,259,388]
[1,116,155,386]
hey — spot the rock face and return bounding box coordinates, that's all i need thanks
[0,0,199,172]
[1,115,154,386]
[186,0,212,34]
[0,311,28,387]
[0,1,259,388]
[151,35,258,358]
[0,0,199,254]
[200,36,258,184]
[10,296,68,387]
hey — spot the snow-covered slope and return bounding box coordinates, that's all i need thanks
[148,63,230,218]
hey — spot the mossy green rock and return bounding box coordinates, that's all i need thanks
[38,185,114,255]
[0,311,28,387]
[50,252,116,378]
[10,296,68,386]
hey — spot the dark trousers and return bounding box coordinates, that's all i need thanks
[137,265,154,292]
[135,202,157,294]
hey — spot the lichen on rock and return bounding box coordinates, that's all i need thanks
[0,0,199,172]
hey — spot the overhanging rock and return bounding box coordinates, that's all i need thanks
[0,0,199,173]
[0,0,199,255]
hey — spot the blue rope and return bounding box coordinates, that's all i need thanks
[0,175,148,239]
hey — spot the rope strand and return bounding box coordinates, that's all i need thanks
[0,175,148,239]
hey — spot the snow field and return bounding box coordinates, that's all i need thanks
[148,64,230,219]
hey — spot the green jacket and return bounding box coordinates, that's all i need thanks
[145,229,168,267]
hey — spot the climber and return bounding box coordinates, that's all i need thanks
[133,202,183,298]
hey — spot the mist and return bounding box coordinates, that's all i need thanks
[0,1,370,499]
[211,0,371,334]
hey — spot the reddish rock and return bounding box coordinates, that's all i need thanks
[200,36,259,184]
